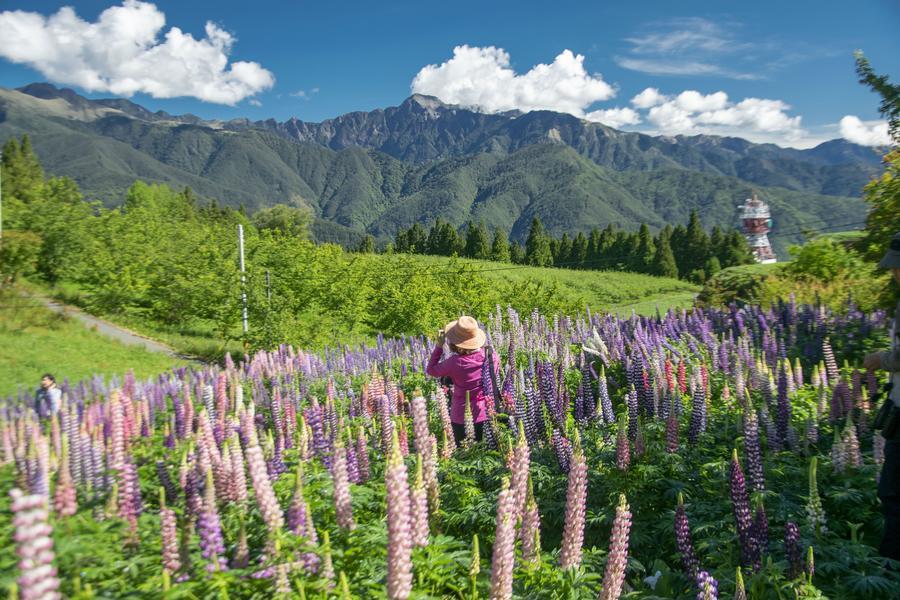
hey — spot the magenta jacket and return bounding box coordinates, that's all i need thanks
[426,345,500,424]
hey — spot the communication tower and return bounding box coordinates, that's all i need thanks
[739,193,776,264]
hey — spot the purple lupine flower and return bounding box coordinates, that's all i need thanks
[410,455,429,548]
[784,521,802,579]
[286,463,307,534]
[385,430,413,600]
[10,489,62,600]
[599,494,632,600]
[118,460,143,535]
[822,338,838,383]
[743,408,765,492]
[332,438,355,530]
[156,460,179,505]
[730,449,760,571]
[616,413,630,471]
[695,571,718,600]
[674,493,699,577]
[198,470,228,572]
[626,386,639,441]
[753,498,768,556]
[775,366,791,449]
[489,478,517,600]
[520,475,541,563]
[552,429,572,473]
[346,440,360,484]
[559,432,588,570]
[688,378,707,445]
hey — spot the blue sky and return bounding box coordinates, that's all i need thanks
[0,0,898,147]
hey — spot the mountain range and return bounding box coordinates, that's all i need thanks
[0,83,886,254]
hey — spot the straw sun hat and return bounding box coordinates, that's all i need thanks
[443,315,486,350]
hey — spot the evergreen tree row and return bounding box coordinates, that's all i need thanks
[389,214,755,283]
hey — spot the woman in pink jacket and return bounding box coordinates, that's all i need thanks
[426,315,499,445]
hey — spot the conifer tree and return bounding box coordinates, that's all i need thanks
[635,224,656,273]
[651,229,679,279]
[525,217,553,267]
[571,232,589,269]
[491,228,511,262]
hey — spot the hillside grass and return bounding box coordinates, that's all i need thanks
[407,254,700,313]
[0,286,188,397]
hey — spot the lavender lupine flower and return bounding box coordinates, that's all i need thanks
[597,366,615,424]
[830,430,846,474]
[245,443,285,536]
[198,470,228,572]
[822,338,839,383]
[356,426,371,483]
[559,431,587,570]
[616,413,630,472]
[159,490,181,586]
[118,460,143,535]
[489,478,517,600]
[385,430,413,600]
[552,429,572,473]
[730,449,759,571]
[599,494,632,600]
[410,455,429,548]
[332,438,355,530]
[696,571,718,600]
[805,457,827,535]
[520,475,541,563]
[734,567,747,600]
[674,493,699,577]
[784,521,802,579]
[156,460,179,505]
[10,488,62,600]
[743,408,765,492]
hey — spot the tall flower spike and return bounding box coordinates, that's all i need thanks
[10,489,62,600]
[559,430,587,570]
[509,421,531,517]
[805,457,827,535]
[599,494,632,600]
[410,455,429,547]
[520,474,541,564]
[198,469,228,572]
[489,478,516,600]
[159,488,181,584]
[784,521,802,579]
[674,493,699,577]
[616,412,630,471]
[385,429,413,600]
[53,437,77,517]
[332,437,355,530]
[729,449,759,571]
[696,571,718,600]
[734,567,747,600]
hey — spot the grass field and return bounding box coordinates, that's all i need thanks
[0,286,188,397]
[408,254,700,314]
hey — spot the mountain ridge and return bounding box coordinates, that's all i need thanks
[0,83,881,254]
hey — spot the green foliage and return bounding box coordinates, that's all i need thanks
[0,230,41,282]
[785,237,866,281]
[857,150,900,264]
[251,204,312,238]
[525,217,553,267]
[854,51,900,143]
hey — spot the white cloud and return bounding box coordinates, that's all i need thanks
[839,116,890,146]
[411,45,615,117]
[248,99,262,107]
[584,107,641,128]
[641,89,807,145]
[0,1,274,105]
[617,18,760,80]
[290,88,319,100]
[630,87,666,109]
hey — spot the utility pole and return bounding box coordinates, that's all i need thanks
[238,224,249,350]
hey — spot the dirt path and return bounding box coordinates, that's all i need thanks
[34,295,184,358]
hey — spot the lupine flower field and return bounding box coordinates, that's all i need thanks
[1,300,898,599]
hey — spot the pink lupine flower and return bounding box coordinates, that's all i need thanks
[489,478,516,600]
[410,395,431,455]
[410,455,429,547]
[559,431,587,570]
[245,443,284,536]
[616,413,630,471]
[599,494,632,600]
[159,489,181,582]
[386,430,413,599]
[10,488,62,600]
[356,426,371,483]
[53,439,77,518]
[509,422,531,518]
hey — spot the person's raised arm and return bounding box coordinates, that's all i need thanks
[426,331,451,378]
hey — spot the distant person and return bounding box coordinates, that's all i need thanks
[34,373,62,418]
[865,232,900,562]
[426,316,499,445]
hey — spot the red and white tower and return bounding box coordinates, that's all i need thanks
[739,193,776,264]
